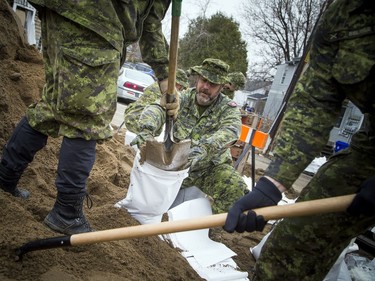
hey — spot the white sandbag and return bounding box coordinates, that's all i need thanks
[115,151,189,224]
[124,130,138,153]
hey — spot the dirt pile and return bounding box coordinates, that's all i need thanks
[0,1,268,280]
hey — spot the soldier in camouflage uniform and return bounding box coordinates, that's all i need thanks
[224,0,375,280]
[124,68,189,134]
[131,58,248,213]
[0,0,175,235]
[222,72,246,99]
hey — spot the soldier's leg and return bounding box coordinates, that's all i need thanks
[202,164,247,213]
[44,137,96,235]
[169,186,208,209]
[0,117,48,198]
[255,148,375,281]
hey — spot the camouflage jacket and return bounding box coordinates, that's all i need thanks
[124,82,161,134]
[222,88,235,100]
[29,0,170,79]
[139,88,242,173]
[267,0,375,189]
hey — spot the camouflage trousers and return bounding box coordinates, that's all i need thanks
[255,146,375,281]
[181,163,247,213]
[27,10,120,140]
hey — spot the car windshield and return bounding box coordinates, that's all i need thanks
[124,69,155,84]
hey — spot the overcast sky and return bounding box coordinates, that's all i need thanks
[162,0,246,36]
[181,0,246,35]
[162,0,258,66]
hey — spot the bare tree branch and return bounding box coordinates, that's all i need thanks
[241,0,324,78]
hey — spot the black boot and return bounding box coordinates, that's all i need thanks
[44,192,92,235]
[0,163,29,199]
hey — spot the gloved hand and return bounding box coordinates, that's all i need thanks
[130,131,153,149]
[224,177,282,233]
[186,146,207,171]
[158,78,169,94]
[347,176,375,216]
[159,78,180,119]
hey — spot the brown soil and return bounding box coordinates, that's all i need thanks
[0,2,271,280]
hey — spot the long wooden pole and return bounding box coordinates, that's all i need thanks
[15,194,355,260]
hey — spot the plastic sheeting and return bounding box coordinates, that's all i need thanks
[165,198,249,281]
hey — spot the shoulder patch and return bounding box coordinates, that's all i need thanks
[228,101,237,107]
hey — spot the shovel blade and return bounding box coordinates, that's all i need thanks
[142,139,191,171]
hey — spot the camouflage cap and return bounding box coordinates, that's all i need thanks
[176,68,189,89]
[227,72,246,90]
[190,58,230,84]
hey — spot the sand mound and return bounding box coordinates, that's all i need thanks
[0,1,266,280]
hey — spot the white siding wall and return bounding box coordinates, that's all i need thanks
[263,63,298,120]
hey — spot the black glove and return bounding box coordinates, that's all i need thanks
[347,176,375,216]
[224,177,282,233]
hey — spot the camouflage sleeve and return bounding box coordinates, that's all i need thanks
[138,103,165,135]
[124,82,161,133]
[139,1,170,80]
[266,4,347,189]
[201,102,241,154]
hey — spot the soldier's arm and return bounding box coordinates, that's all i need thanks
[201,105,242,154]
[124,83,162,133]
[139,1,170,81]
[265,8,346,189]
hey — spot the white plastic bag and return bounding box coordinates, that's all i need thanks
[115,151,189,224]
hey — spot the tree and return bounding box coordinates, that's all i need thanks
[241,0,326,80]
[178,12,248,75]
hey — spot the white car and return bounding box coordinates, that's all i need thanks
[117,67,155,102]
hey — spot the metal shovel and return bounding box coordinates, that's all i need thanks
[142,0,191,171]
[15,194,355,260]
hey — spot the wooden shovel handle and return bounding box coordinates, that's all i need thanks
[70,194,355,246]
[15,194,355,259]
[166,0,181,102]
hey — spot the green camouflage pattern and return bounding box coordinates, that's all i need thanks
[257,148,375,280]
[124,82,161,135]
[26,0,171,140]
[222,88,235,100]
[26,10,120,140]
[222,72,246,99]
[267,0,375,189]
[256,0,375,279]
[227,72,246,90]
[138,88,247,213]
[190,58,230,84]
[176,68,189,89]
[183,163,247,213]
[124,69,189,134]
[29,0,171,79]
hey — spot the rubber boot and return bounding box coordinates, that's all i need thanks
[44,192,92,235]
[0,162,30,199]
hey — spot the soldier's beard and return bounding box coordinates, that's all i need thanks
[196,90,219,106]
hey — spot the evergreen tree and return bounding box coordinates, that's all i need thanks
[178,12,248,75]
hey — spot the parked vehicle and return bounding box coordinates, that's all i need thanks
[122,62,136,69]
[117,68,155,102]
[135,63,156,80]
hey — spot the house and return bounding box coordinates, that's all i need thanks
[234,81,271,113]
[11,0,41,50]
[262,57,364,155]
[262,58,300,120]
